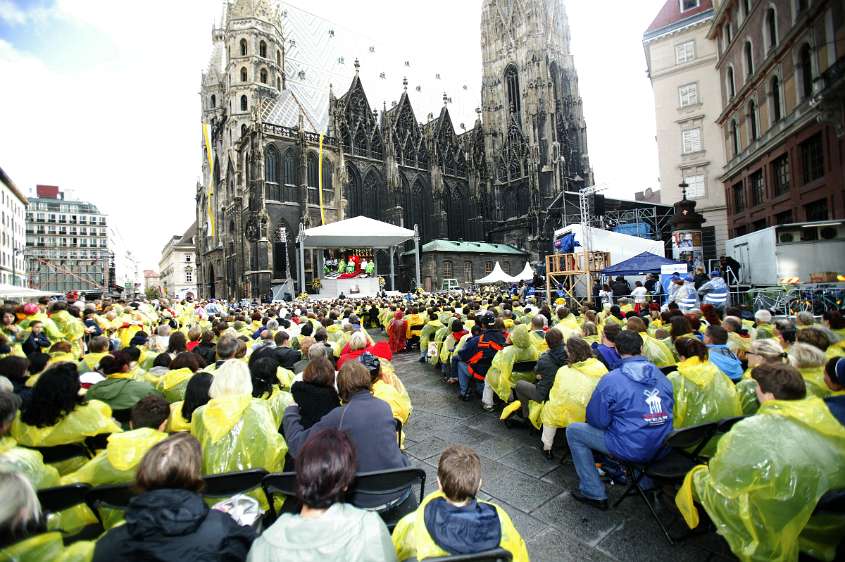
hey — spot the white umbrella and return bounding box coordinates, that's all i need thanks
[475,262,519,284]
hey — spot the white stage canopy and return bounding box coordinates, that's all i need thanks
[297,216,420,292]
[513,261,534,282]
[0,284,57,300]
[476,262,518,284]
[301,216,415,249]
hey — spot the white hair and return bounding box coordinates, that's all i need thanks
[0,376,12,394]
[788,342,826,369]
[348,331,369,351]
[209,360,253,398]
[795,311,815,326]
[0,472,41,536]
[266,319,279,331]
[754,309,773,324]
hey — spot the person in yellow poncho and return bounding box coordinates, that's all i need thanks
[789,342,831,398]
[392,445,529,562]
[155,352,205,403]
[166,372,213,432]
[191,359,287,479]
[359,351,412,425]
[77,335,111,374]
[47,303,86,359]
[627,316,676,368]
[405,307,426,347]
[249,357,295,428]
[0,391,59,489]
[11,363,121,475]
[0,472,94,562]
[676,363,845,562]
[483,324,540,410]
[553,306,580,341]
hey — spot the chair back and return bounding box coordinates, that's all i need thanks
[814,488,845,514]
[394,418,403,444]
[716,415,746,433]
[112,409,132,424]
[37,483,92,516]
[664,421,719,458]
[261,472,297,520]
[512,361,537,372]
[353,467,426,506]
[33,443,91,464]
[85,483,136,526]
[422,547,513,561]
[203,468,269,499]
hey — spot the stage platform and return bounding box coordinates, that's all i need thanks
[318,277,379,299]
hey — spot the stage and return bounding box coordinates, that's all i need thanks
[318,277,380,299]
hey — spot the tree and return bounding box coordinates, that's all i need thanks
[145,286,161,300]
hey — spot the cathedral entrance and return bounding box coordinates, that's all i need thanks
[208,265,216,299]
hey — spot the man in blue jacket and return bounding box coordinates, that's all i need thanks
[456,311,505,406]
[704,324,743,381]
[566,330,674,509]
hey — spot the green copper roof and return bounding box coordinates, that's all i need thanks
[403,239,528,256]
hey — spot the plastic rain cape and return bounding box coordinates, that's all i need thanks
[528,358,608,429]
[391,491,529,562]
[0,436,60,489]
[639,333,676,367]
[485,325,540,402]
[676,397,845,562]
[60,428,167,486]
[419,320,443,357]
[155,367,195,403]
[669,358,742,429]
[799,366,831,399]
[427,326,449,367]
[0,532,93,562]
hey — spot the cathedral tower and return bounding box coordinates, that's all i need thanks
[480,0,592,256]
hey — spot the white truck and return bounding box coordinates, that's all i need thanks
[725,220,845,286]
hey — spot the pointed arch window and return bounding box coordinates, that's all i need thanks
[283,149,297,185]
[240,95,248,112]
[210,94,216,109]
[260,69,268,84]
[240,67,248,82]
[726,66,736,99]
[276,50,281,66]
[306,153,319,204]
[504,64,521,116]
[265,146,279,183]
[744,41,754,77]
[239,38,247,56]
[321,158,333,200]
[276,77,281,90]
[765,7,778,51]
[730,118,740,157]
[259,40,267,58]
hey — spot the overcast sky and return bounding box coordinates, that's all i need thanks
[0,0,666,270]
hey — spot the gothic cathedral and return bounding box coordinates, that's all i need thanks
[196,0,591,299]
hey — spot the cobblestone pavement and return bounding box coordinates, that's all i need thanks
[389,348,736,562]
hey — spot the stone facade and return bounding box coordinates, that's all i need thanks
[195,0,592,300]
[644,0,729,260]
[159,223,198,301]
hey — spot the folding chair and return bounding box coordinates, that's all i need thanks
[716,415,747,434]
[511,361,537,373]
[423,548,512,561]
[352,467,426,531]
[203,468,269,500]
[394,418,403,445]
[612,421,720,545]
[37,483,103,544]
[261,471,297,520]
[85,483,136,527]
[31,443,91,465]
[814,488,845,515]
[111,408,132,425]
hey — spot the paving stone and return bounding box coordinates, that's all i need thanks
[479,464,563,513]
[497,445,560,479]
[596,515,712,562]
[404,435,449,461]
[525,527,616,562]
[531,491,624,547]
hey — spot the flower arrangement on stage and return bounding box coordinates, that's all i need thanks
[297,292,309,301]
[311,278,322,290]
[378,276,385,288]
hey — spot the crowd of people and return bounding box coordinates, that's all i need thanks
[0,289,842,561]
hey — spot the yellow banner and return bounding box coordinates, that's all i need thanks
[318,134,326,225]
[202,123,216,237]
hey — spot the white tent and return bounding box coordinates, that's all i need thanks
[553,224,665,264]
[476,262,518,284]
[513,261,534,282]
[297,216,420,292]
[0,284,57,300]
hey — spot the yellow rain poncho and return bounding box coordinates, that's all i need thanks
[735,379,760,415]
[554,314,580,340]
[528,330,549,353]
[419,320,443,357]
[166,401,192,432]
[275,367,296,391]
[677,397,845,561]
[799,366,831,399]
[191,395,287,475]
[427,326,449,367]
[11,400,122,475]
[641,333,676,367]
[18,312,64,343]
[826,339,845,360]
[49,310,86,357]
[155,367,195,403]
[438,330,463,366]
[0,436,60,489]
[379,359,409,398]
[78,352,109,374]
[485,325,540,402]
[61,428,167,487]
[528,358,608,429]
[669,357,742,429]
[262,387,296,428]
[373,380,412,424]
[0,532,94,562]
[405,313,425,339]
[392,491,529,562]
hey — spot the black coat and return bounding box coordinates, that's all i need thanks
[290,380,340,429]
[611,280,630,297]
[92,488,254,562]
[534,345,568,402]
[194,343,216,367]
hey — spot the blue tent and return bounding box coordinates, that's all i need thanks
[600,252,685,276]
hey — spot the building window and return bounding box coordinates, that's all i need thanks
[733,181,746,212]
[240,67,248,82]
[799,43,814,100]
[306,153,319,188]
[504,65,520,116]
[185,254,191,262]
[265,145,279,183]
[321,158,333,200]
[770,76,782,122]
[744,41,754,77]
[774,210,794,225]
[765,8,778,51]
[185,269,193,283]
[772,155,790,196]
[726,66,736,99]
[804,199,828,221]
[240,95,248,112]
[748,100,759,141]
[678,83,698,107]
[750,170,766,206]
[259,40,267,58]
[752,218,768,232]
[210,94,216,109]
[485,261,493,274]
[684,174,705,198]
[680,0,699,11]
[675,41,695,64]
[724,22,733,45]
[796,0,808,18]
[800,134,824,184]
[283,149,297,185]
[239,38,247,56]
[260,69,268,84]
[443,260,454,279]
[682,128,702,154]
[276,50,281,65]
[464,261,473,283]
[730,119,740,157]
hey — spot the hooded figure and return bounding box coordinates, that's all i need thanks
[388,311,408,354]
[484,325,540,403]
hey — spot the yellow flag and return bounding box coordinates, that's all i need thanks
[202,123,216,237]
[318,134,326,225]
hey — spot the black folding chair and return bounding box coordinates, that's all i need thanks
[352,467,426,531]
[423,548,513,561]
[814,488,845,515]
[84,433,111,453]
[85,483,137,527]
[261,471,297,520]
[37,483,103,544]
[612,421,720,545]
[111,408,132,425]
[203,468,269,500]
[716,415,747,434]
[394,418,403,445]
[31,443,91,465]
[511,361,537,373]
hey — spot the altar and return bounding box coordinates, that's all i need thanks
[319,277,380,299]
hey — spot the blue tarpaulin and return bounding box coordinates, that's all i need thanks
[600,252,685,276]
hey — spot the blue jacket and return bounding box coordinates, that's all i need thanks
[586,356,674,463]
[592,343,622,371]
[707,344,743,381]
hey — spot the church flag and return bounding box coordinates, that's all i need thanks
[202,123,216,237]
[318,133,326,225]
